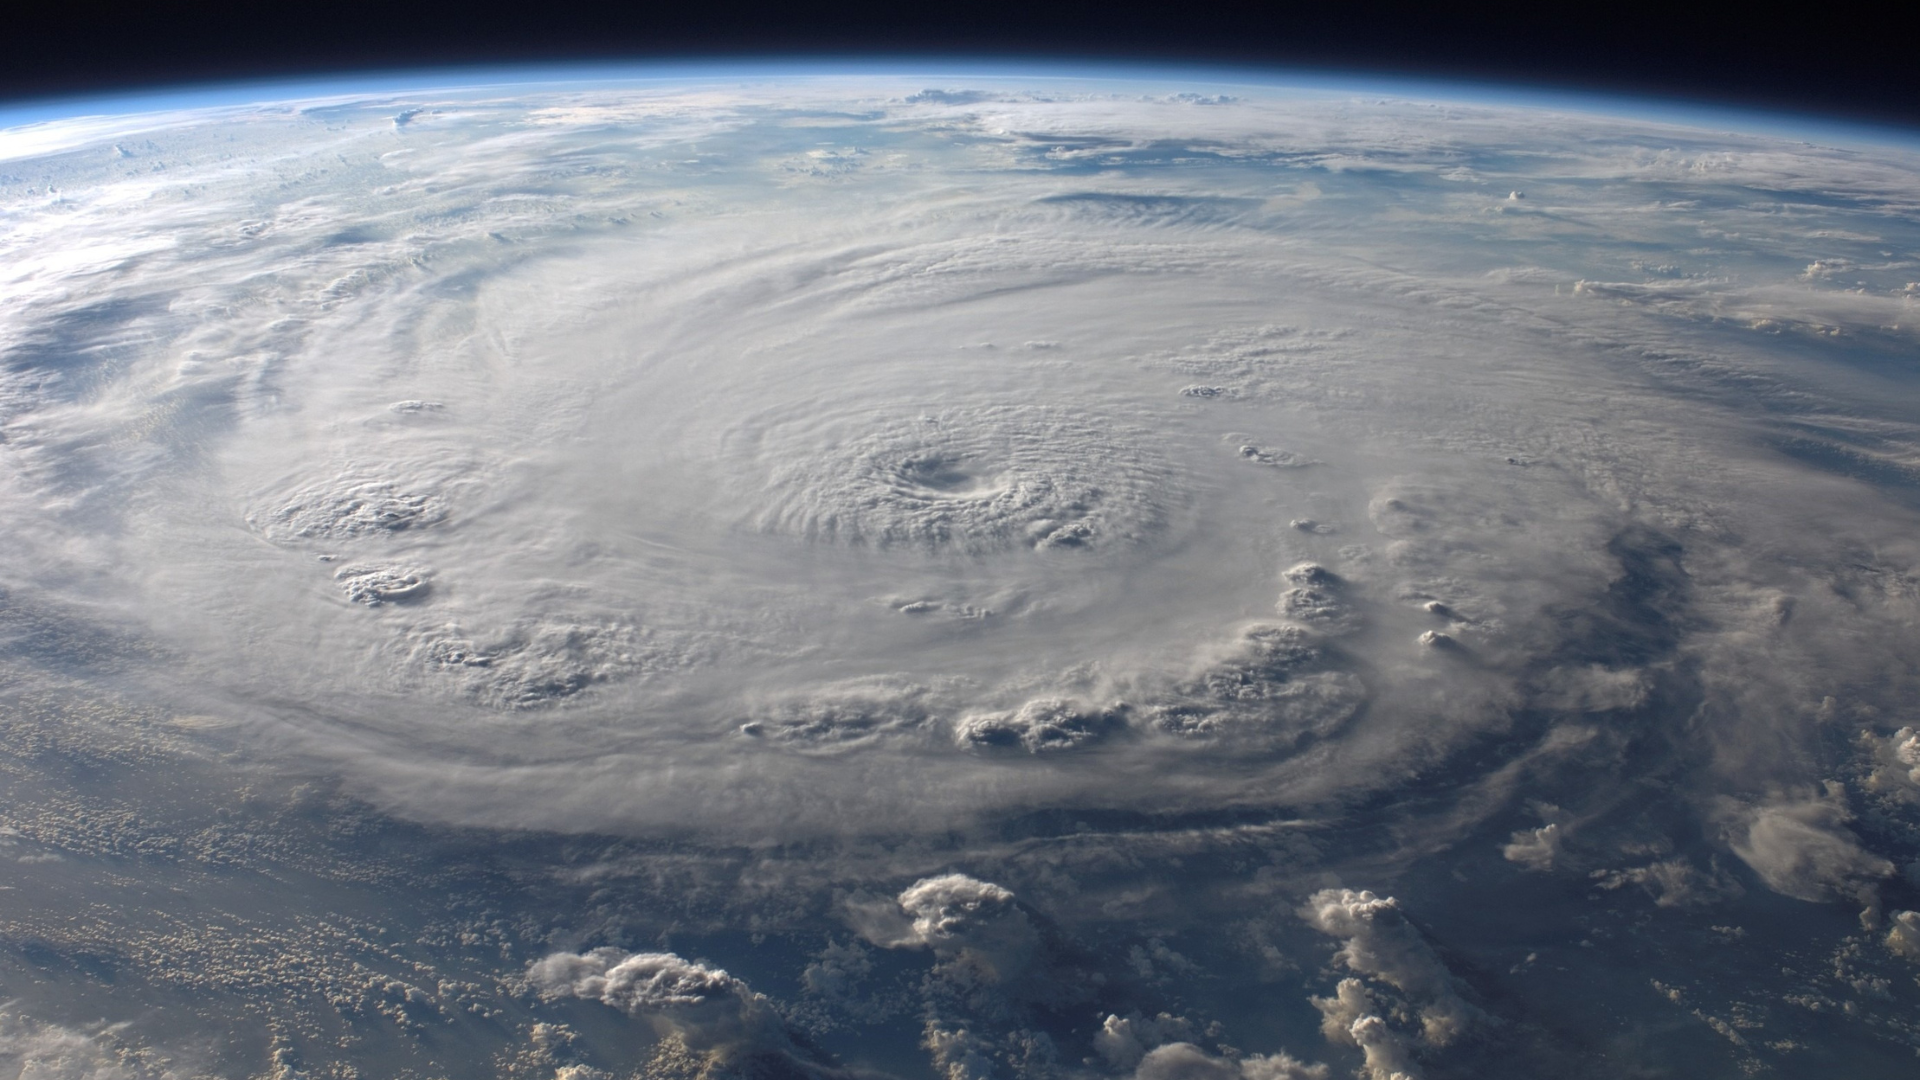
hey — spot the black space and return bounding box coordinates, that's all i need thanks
[4,0,1916,132]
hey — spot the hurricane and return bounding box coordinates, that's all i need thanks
[4,69,1920,1079]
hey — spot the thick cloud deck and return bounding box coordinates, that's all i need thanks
[954,697,1122,752]
[3,72,1918,845]
[250,474,450,541]
[4,75,1919,847]
[745,404,1177,554]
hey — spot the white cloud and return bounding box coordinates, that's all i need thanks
[1726,792,1893,905]
[1096,1014,1328,1080]
[922,1020,997,1080]
[1133,1043,1329,1080]
[527,949,786,1054]
[1885,910,1920,961]
[851,873,1041,986]
[1309,979,1420,1080]
[1302,889,1479,1059]
[1094,1012,1201,1070]
[954,697,1118,752]
[897,874,1022,947]
[1591,859,1743,908]
[0,1008,188,1080]
[1501,823,1563,871]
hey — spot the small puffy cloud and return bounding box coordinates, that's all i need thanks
[1590,858,1743,908]
[1300,889,1477,1048]
[1893,729,1920,779]
[1501,823,1562,871]
[1726,792,1893,904]
[1885,910,1920,961]
[527,948,785,1053]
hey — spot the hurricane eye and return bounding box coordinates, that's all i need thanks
[895,456,978,492]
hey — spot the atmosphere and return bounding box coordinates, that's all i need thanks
[4,63,1920,1080]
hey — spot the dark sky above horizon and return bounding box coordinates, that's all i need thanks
[5,1,1916,130]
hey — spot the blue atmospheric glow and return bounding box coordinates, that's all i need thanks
[2,59,1917,153]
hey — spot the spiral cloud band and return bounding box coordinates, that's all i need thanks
[4,71,1920,1079]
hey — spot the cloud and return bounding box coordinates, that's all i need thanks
[954,697,1121,752]
[1886,910,1920,961]
[1501,823,1562,871]
[1309,980,1420,1080]
[527,949,786,1054]
[897,874,1023,948]
[740,678,939,752]
[1094,1012,1202,1070]
[921,1020,998,1080]
[1097,1015,1327,1080]
[1528,664,1649,713]
[1301,889,1479,1059]
[1590,859,1744,908]
[0,1007,189,1080]
[1725,791,1893,905]
[744,403,1179,555]
[333,563,430,606]
[1133,1043,1328,1080]
[852,873,1040,984]
[1146,624,1367,749]
[248,471,450,541]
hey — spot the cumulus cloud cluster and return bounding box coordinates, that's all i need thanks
[1302,889,1479,1078]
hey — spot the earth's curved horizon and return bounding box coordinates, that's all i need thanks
[3,64,1920,1080]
